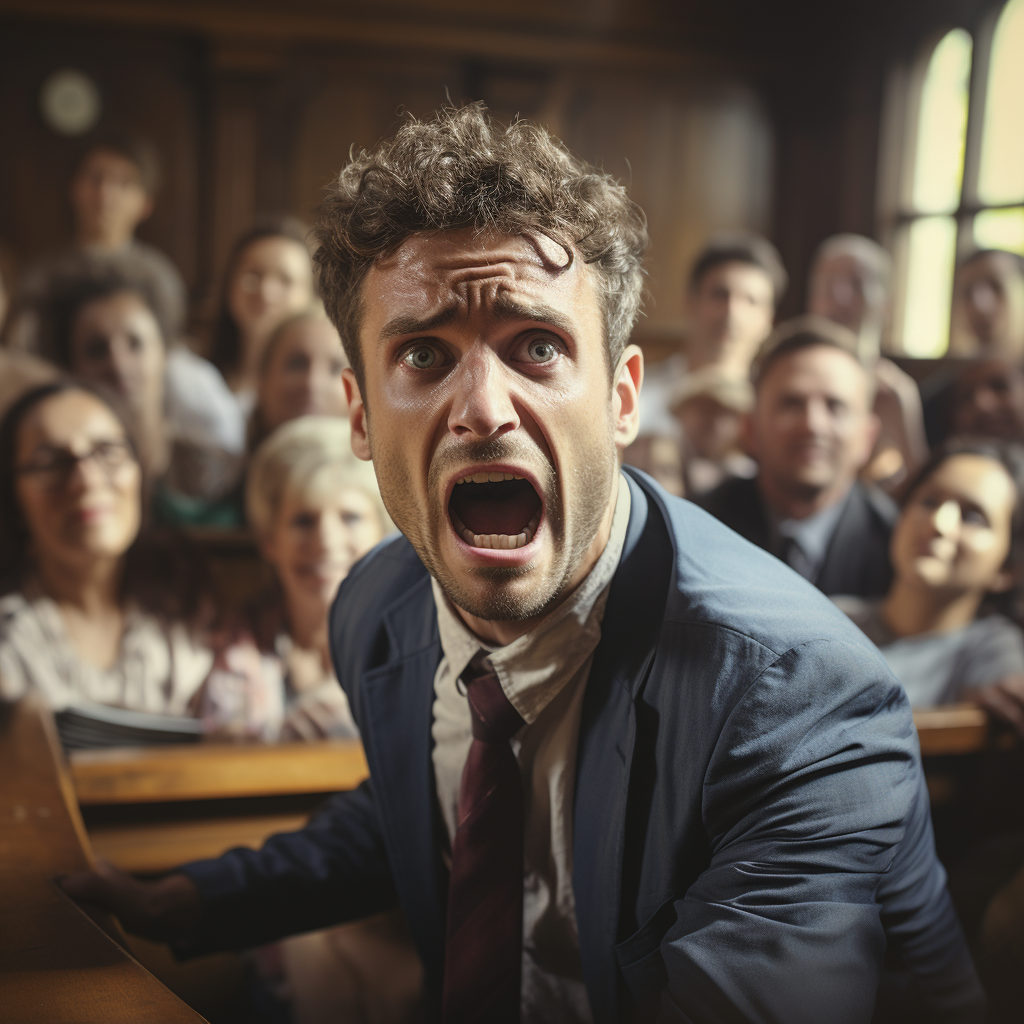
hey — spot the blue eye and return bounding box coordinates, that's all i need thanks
[526,337,558,363]
[403,346,439,370]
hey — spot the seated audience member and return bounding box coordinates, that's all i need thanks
[5,132,187,352]
[949,249,1024,358]
[950,356,1024,442]
[198,416,421,1024]
[196,417,389,741]
[209,219,316,417]
[700,314,895,596]
[638,231,785,438]
[807,233,928,485]
[668,366,755,496]
[834,440,1024,722]
[0,381,212,715]
[249,310,348,450]
[0,349,58,419]
[620,433,685,497]
[38,257,245,525]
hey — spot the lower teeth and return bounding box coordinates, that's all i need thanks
[451,511,541,550]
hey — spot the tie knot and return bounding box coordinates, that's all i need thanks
[462,668,524,743]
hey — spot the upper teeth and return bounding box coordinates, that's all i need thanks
[455,472,526,484]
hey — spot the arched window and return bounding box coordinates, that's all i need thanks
[882,0,1024,356]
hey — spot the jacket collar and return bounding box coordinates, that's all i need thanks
[573,469,674,1023]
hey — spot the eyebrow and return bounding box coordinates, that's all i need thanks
[378,295,577,343]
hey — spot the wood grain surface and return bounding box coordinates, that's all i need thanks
[70,738,368,805]
[0,696,206,1023]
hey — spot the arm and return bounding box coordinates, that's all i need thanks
[656,640,981,1024]
[63,779,398,957]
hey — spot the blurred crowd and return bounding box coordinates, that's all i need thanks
[3,131,1024,749]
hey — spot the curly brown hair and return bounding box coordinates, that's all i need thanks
[313,103,648,389]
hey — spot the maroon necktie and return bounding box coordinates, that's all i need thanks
[441,659,526,1024]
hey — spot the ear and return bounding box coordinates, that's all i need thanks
[612,345,644,451]
[989,562,1016,595]
[343,367,372,462]
[138,196,155,223]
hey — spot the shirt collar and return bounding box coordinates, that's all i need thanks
[767,485,851,570]
[432,473,631,724]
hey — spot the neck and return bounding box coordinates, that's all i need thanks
[234,331,268,394]
[76,227,131,251]
[454,482,619,647]
[35,552,124,613]
[134,403,169,478]
[284,592,332,669]
[881,578,985,637]
[758,473,853,521]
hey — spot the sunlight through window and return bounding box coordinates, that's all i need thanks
[978,0,1024,207]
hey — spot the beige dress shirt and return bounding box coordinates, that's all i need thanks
[431,474,631,1024]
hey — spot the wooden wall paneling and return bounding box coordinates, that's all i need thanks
[0,17,202,293]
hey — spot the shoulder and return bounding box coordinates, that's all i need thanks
[694,473,759,516]
[853,481,899,529]
[630,475,898,702]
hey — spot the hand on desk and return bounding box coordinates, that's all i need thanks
[971,674,1024,737]
[59,857,204,943]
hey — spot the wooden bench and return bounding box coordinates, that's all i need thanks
[0,696,205,1022]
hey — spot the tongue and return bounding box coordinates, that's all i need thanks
[450,480,540,536]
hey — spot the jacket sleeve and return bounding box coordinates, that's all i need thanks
[174,778,398,957]
[654,638,983,1024]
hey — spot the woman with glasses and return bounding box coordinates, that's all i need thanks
[209,218,316,418]
[0,381,213,718]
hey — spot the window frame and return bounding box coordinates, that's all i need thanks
[878,2,1022,356]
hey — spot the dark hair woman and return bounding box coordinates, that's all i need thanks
[209,217,315,413]
[0,381,213,722]
[833,438,1024,731]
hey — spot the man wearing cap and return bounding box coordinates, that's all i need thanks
[700,314,897,597]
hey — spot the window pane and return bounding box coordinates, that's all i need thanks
[978,0,1024,204]
[900,216,959,356]
[912,29,973,214]
[975,207,1024,254]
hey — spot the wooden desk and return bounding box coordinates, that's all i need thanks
[914,704,1018,757]
[69,739,369,873]
[0,697,205,1023]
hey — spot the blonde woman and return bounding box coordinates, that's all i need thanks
[197,415,389,739]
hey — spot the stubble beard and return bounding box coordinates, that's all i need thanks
[371,429,618,624]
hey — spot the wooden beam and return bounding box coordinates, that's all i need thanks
[70,739,369,805]
[0,0,723,73]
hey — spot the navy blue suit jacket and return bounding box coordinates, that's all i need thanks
[180,470,983,1023]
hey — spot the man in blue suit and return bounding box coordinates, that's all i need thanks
[64,104,984,1023]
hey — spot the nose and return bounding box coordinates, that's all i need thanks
[930,499,962,538]
[447,345,520,440]
[802,397,831,435]
[973,386,999,413]
[65,451,110,495]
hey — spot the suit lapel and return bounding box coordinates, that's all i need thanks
[573,471,672,1024]
[357,578,449,992]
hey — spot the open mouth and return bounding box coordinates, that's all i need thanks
[448,471,543,550]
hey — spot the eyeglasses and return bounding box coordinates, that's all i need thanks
[15,438,137,489]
